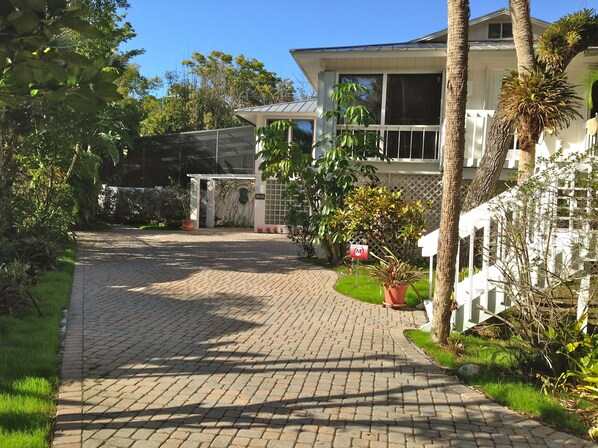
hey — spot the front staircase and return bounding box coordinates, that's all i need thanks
[418,154,597,333]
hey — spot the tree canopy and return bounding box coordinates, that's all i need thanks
[140,51,296,135]
[0,0,123,112]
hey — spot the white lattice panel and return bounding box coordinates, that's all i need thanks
[385,173,443,230]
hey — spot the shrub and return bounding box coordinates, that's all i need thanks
[0,261,30,315]
[99,186,189,225]
[287,225,315,258]
[332,185,431,260]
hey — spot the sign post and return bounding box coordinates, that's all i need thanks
[349,244,369,285]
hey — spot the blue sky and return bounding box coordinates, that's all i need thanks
[120,0,597,94]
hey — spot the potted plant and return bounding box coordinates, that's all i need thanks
[368,247,423,308]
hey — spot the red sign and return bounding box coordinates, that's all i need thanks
[349,244,369,260]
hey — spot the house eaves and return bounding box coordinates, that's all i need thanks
[291,41,517,88]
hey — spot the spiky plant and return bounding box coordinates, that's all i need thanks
[537,9,598,76]
[500,69,581,182]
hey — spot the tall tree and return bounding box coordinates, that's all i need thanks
[510,0,539,182]
[141,51,296,135]
[462,0,534,210]
[432,0,469,344]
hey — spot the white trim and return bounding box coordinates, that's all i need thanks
[187,174,256,180]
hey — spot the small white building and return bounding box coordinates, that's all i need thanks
[237,8,598,232]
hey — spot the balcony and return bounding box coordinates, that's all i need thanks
[338,109,521,168]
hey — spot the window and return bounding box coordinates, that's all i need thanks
[488,22,513,39]
[292,120,314,154]
[267,119,314,155]
[337,72,443,160]
[338,74,383,124]
[385,74,442,125]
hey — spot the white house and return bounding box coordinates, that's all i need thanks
[237,8,598,233]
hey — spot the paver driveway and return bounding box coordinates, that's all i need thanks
[53,228,595,448]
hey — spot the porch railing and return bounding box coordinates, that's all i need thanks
[464,110,519,168]
[418,155,597,333]
[338,110,521,168]
[338,124,440,162]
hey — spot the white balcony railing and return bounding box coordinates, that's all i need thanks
[338,110,521,168]
[338,124,440,162]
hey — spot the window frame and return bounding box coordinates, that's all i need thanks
[266,118,315,157]
[336,70,445,127]
[488,22,513,40]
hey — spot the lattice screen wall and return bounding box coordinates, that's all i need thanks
[347,173,443,259]
[385,173,443,230]
[264,173,443,258]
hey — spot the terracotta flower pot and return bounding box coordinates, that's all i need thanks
[383,284,409,308]
[182,219,196,231]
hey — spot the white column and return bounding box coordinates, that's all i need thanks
[206,179,216,228]
[315,70,336,159]
[254,180,266,231]
[194,179,201,230]
[254,116,267,231]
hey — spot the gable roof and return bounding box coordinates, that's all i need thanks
[411,8,550,43]
[290,8,552,88]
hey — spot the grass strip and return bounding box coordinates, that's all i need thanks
[0,246,76,448]
[139,223,180,231]
[405,329,588,436]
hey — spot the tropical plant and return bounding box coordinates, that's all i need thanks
[256,82,387,263]
[538,313,598,400]
[368,247,423,288]
[500,69,581,182]
[332,185,430,260]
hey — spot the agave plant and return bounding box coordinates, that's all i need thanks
[367,247,422,288]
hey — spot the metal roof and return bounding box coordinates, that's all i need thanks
[290,40,516,54]
[236,99,317,114]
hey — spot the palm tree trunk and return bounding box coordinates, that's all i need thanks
[461,105,513,212]
[511,0,538,184]
[511,0,535,73]
[517,129,537,183]
[462,0,537,210]
[432,0,469,344]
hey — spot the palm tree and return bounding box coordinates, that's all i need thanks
[432,0,469,344]
[463,8,598,210]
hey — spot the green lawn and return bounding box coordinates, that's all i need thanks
[0,246,76,448]
[334,264,429,308]
[405,330,589,436]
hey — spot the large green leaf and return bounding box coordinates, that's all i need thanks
[22,0,47,13]
[59,17,103,39]
[65,92,100,113]
[58,52,95,69]
[8,7,40,35]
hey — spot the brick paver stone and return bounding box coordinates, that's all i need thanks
[53,228,596,447]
